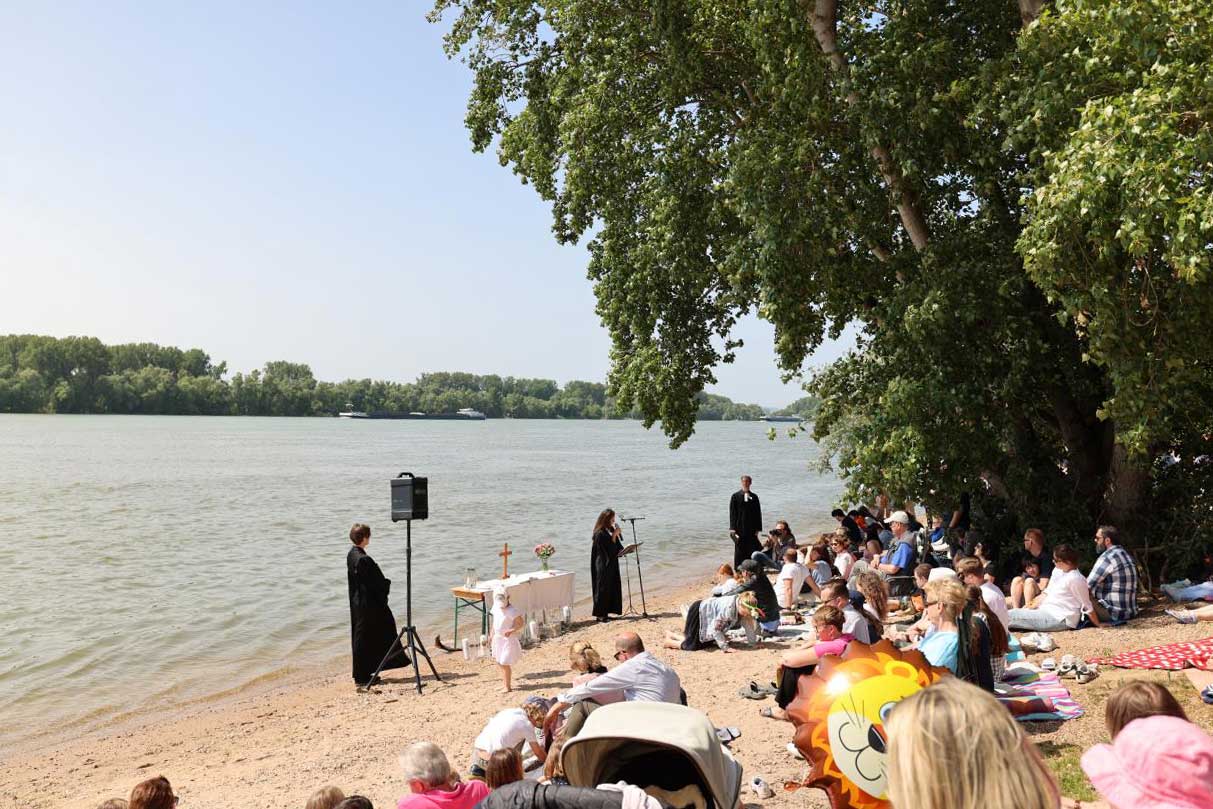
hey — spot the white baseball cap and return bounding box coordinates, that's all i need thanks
[887,510,911,525]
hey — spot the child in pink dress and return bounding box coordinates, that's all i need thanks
[489,588,524,692]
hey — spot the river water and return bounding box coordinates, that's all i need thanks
[0,415,838,748]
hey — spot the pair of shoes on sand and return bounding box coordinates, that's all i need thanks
[1042,655,1099,683]
[1019,632,1057,653]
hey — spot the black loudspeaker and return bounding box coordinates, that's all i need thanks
[391,472,428,521]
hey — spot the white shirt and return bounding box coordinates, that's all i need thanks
[473,707,536,752]
[842,604,865,635]
[558,651,681,704]
[776,562,810,608]
[1039,568,1095,628]
[834,550,855,580]
[980,582,1011,631]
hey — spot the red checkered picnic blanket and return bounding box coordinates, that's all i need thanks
[1088,636,1213,670]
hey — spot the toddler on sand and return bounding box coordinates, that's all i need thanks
[489,588,523,692]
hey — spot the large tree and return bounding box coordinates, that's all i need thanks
[432,0,1213,548]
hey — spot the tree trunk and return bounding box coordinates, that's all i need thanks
[1101,440,1152,545]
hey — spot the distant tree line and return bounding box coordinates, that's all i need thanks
[0,335,768,420]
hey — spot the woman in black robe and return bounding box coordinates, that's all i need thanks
[590,509,624,622]
[346,523,409,687]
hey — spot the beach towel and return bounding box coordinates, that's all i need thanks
[996,668,1084,722]
[1087,636,1213,671]
[1005,634,1025,664]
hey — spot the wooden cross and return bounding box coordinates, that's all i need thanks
[499,542,512,578]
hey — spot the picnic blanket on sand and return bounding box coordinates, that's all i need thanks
[996,667,1084,722]
[1088,636,1213,671]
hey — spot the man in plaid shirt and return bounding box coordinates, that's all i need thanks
[1087,525,1139,622]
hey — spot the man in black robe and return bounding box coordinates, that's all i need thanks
[729,475,763,569]
[346,523,409,687]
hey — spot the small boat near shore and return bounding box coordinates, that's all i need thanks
[338,407,487,420]
[760,414,802,423]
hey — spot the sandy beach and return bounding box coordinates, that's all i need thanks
[3,571,1212,809]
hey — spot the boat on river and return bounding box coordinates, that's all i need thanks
[338,407,486,420]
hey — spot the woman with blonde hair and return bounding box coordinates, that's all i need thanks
[567,640,623,705]
[886,678,1059,809]
[918,578,992,688]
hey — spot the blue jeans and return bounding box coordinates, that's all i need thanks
[1006,608,1071,632]
[751,551,780,571]
[1165,581,1213,601]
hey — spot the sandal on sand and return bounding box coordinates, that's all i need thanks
[759,706,780,719]
[1075,663,1099,684]
[716,727,741,743]
[1041,657,1057,671]
[738,684,767,700]
[753,680,778,695]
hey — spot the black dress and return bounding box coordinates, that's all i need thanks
[729,489,763,569]
[347,545,409,685]
[590,528,623,618]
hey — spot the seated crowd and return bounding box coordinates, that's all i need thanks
[95,507,1213,809]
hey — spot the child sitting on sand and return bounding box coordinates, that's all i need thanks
[489,588,524,692]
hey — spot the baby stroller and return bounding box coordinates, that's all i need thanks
[562,702,743,809]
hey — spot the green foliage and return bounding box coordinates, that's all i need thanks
[432,0,1213,546]
[773,395,820,420]
[0,334,765,420]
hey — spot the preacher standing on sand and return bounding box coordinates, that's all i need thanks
[346,523,409,688]
[729,475,763,569]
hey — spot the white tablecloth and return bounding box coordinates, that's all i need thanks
[470,570,575,615]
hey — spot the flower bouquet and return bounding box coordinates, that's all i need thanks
[534,542,556,572]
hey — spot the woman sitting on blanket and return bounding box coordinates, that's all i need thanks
[663,591,760,653]
[1007,544,1100,631]
[915,578,994,689]
[760,605,852,722]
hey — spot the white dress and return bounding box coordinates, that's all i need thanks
[490,603,523,665]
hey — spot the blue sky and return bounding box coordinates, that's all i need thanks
[0,2,850,408]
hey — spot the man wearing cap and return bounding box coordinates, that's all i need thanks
[736,559,782,635]
[729,475,763,569]
[876,511,918,577]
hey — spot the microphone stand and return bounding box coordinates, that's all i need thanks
[620,516,649,618]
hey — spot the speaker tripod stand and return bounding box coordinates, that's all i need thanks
[619,516,650,618]
[364,518,441,695]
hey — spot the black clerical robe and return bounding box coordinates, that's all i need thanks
[590,528,624,618]
[729,489,763,569]
[347,545,409,685]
